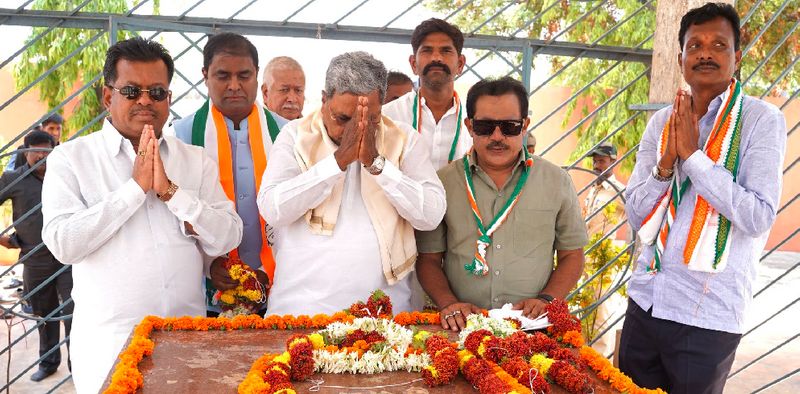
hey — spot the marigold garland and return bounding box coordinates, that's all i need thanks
[105,296,649,393]
[579,345,667,394]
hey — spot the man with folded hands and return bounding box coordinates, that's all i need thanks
[257,51,445,316]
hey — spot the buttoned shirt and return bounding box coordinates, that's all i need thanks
[257,119,445,316]
[416,151,589,310]
[41,119,242,393]
[625,93,786,334]
[172,109,284,270]
[0,164,54,265]
[382,91,473,170]
[584,174,626,237]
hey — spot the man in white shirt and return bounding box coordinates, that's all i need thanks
[41,37,242,393]
[257,52,445,316]
[261,56,306,124]
[383,18,472,170]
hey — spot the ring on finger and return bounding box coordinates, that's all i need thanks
[138,150,146,157]
[452,310,462,315]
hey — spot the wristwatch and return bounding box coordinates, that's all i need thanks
[364,155,386,175]
[157,180,178,202]
[651,165,673,182]
[536,293,554,303]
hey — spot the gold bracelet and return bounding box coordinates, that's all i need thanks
[656,164,674,176]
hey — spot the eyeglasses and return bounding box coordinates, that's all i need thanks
[470,119,525,136]
[109,85,170,102]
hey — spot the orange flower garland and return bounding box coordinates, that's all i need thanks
[579,346,667,394]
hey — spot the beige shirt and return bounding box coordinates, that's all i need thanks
[583,174,626,237]
[416,151,588,310]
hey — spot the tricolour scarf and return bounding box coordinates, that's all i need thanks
[293,108,416,285]
[191,100,276,282]
[638,79,744,274]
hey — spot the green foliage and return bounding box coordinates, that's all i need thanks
[13,0,159,138]
[738,1,800,96]
[426,0,798,173]
[571,202,630,341]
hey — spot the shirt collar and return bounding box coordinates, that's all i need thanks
[100,118,167,157]
[702,79,736,120]
[467,149,529,174]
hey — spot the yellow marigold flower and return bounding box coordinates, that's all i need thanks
[274,389,296,394]
[529,353,554,377]
[273,351,291,366]
[414,330,430,342]
[270,365,288,376]
[289,337,308,349]
[477,342,487,357]
[458,350,474,368]
[308,333,325,349]
[220,293,236,305]
[242,289,261,302]
[423,365,439,378]
[229,265,245,281]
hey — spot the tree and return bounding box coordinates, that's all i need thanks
[426,0,799,172]
[14,0,159,139]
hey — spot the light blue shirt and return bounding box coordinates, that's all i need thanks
[172,109,286,271]
[625,92,787,334]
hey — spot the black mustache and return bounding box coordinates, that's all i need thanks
[423,62,451,75]
[487,141,509,150]
[693,61,719,70]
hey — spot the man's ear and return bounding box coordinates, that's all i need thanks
[464,117,474,137]
[102,84,113,110]
[409,54,419,76]
[734,49,742,71]
[677,51,684,74]
[202,68,209,82]
[456,53,466,76]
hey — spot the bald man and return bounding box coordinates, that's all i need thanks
[261,56,306,124]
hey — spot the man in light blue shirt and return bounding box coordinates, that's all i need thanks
[172,33,281,314]
[621,4,786,393]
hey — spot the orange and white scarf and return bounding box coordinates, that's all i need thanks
[638,80,744,274]
[191,101,276,282]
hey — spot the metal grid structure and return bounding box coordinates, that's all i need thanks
[0,1,797,392]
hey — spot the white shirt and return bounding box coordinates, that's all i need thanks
[257,119,445,316]
[382,91,473,170]
[41,119,242,394]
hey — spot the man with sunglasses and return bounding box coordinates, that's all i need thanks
[41,37,242,393]
[171,32,273,316]
[257,52,445,316]
[416,77,588,331]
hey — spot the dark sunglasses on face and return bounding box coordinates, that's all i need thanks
[109,85,170,102]
[470,119,525,136]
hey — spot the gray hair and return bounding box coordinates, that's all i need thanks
[263,56,304,85]
[324,51,387,102]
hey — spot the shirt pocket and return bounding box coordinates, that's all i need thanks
[513,208,557,258]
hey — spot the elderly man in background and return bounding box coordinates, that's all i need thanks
[257,51,445,316]
[261,56,306,125]
[41,37,242,393]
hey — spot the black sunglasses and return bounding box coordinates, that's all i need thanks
[109,85,170,102]
[471,119,525,136]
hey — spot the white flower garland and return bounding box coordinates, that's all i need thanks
[313,317,431,374]
[457,314,518,347]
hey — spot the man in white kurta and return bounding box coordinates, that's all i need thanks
[41,37,242,393]
[382,18,472,170]
[257,52,445,316]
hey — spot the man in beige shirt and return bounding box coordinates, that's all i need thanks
[584,143,626,238]
[416,77,588,331]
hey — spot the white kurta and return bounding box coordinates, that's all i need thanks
[257,119,445,316]
[382,91,473,170]
[41,120,242,394]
